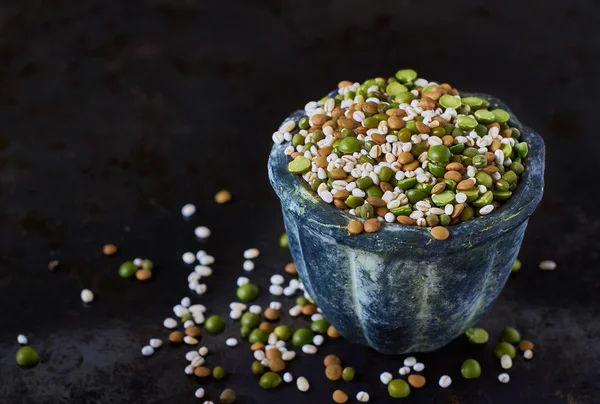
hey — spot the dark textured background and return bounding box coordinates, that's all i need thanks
[0,0,598,403]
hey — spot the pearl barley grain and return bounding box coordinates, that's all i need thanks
[296,376,310,392]
[284,372,293,383]
[181,203,196,218]
[498,373,510,383]
[141,345,154,356]
[399,366,411,375]
[356,391,370,402]
[439,375,452,388]
[226,338,238,347]
[163,318,177,329]
[17,334,28,345]
[413,363,425,372]
[199,346,208,356]
[194,226,211,239]
[244,248,260,259]
[243,260,255,271]
[524,349,534,359]
[195,388,205,398]
[380,372,393,385]
[81,289,94,303]
[182,252,195,264]
[539,260,557,271]
[403,356,417,367]
[149,339,163,349]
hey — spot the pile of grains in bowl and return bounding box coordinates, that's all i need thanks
[272,69,530,240]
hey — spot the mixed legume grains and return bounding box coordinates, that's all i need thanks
[273,69,530,240]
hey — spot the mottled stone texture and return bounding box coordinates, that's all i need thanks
[269,93,545,354]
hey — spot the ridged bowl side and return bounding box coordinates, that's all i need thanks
[268,93,545,354]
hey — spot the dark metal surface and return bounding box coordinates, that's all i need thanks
[0,0,598,403]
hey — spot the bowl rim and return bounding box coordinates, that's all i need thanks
[268,91,545,249]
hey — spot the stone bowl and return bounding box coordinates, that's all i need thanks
[268,92,545,354]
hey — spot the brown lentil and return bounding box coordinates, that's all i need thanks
[416,121,430,133]
[264,308,280,321]
[397,151,414,164]
[284,262,298,275]
[490,139,502,152]
[375,207,389,217]
[386,108,406,117]
[362,102,378,114]
[355,126,367,135]
[329,168,347,180]
[371,133,386,144]
[251,342,265,351]
[103,244,118,256]
[269,357,286,372]
[194,366,212,378]
[327,325,341,339]
[457,179,475,191]
[333,190,350,200]
[215,190,232,204]
[402,161,420,171]
[487,122,501,131]
[334,199,348,209]
[310,114,329,126]
[324,354,342,367]
[266,347,282,359]
[333,390,349,404]
[136,268,152,281]
[185,326,202,338]
[168,331,184,344]
[380,182,393,192]
[451,203,465,219]
[317,147,332,156]
[431,182,446,194]
[397,216,417,225]
[301,304,317,316]
[325,364,343,381]
[485,152,496,164]
[431,226,450,241]
[418,96,436,110]
[501,128,513,138]
[388,116,405,130]
[483,165,499,174]
[444,170,463,183]
[408,374,426,388]
[338,117,359,129]
[259,322,274,334]
[446,162,466,173]
[347,220,364,235]
[338,80,353,89]
[364,218,381,233]
[519,340,534,352]
[366,197,386,207]
[442,135,454,146]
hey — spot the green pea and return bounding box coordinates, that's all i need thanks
[181,313,193,323]
[495,179,510,192]
[311,179,324,191]
[500,122,509,130]
[311,319,330,334]
[274,325,292,341]
[460,205,474,221]
[259,372,282,389]
[513,156,522,164]
[340,128,354,138]
[428,163,447,178]
[391,205,412,216]
[118,261,137,278]
[510,161,525,175]
[457,116,478,131]
[288,156,311,174]
[240,325,252,338]
[443,178,457,191]
[444,123,455,135]
[312,130,325,142]
[431,126,446,137]
[461,96,484,109]
[363,140,375,152]
[298,117,310,130]
[493,191,512,201]
[279,233,289,249]
[395,69,417,83]
[474,123,489,137]
[405,120,418,134]
[472,155,487,168]
[439,94,461,109]
[475,171,493,188]
[241,312,261,329]
[338,137,361,154]
[492,108,510,123]
[356,204,374,220]
[510,127,521,139]
[205,315,225,334]
[426,214,439,227]
[386,81,408,96]
[449,143,465,154]
[292,133,304,147]
[494,342,517,359]
[345,90,356,100]
[461,359,482,379]
[407,189,427,204]
[462,188,479,203]
[373,113,388,121]
[345,196,364,208]
[363,117,379,129]
[472,191,493,208]
[411,143,427,158]
[252,361,264,375]
[249,329,269,344]
[356,177,373,190]
[465,328,489,344]
[440,214,451,225]
[451,127,464,138]
[427,145,451,165]
[397,177,417,190]
[463,147,478,158]
[213,366,226,380]
[481,99,490,109]
[388,379,411,398]
[474,109,496,124]
[501,143,513,159]
[292,328,314,347]
[379,166,393,182]
[431,190,455,207]
[497,164,505,175]
[502,170,518,185]
[389,176,398,187]
[16,346,40,368]
[395,92,414,104]
[422,82,438,93]
[237,283,259,302]
[398,128,412,142]
[511,259,522,273]
[342,367,355,381]
[296,296,308,306]
[500,327,521,345]
[415,182,433,195]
